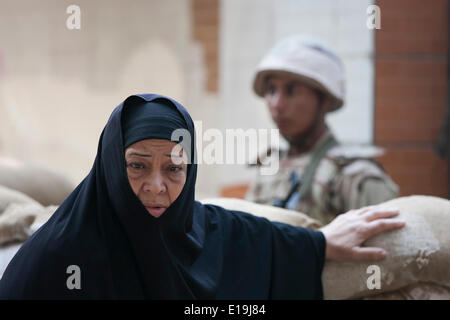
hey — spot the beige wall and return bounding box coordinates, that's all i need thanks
[0,0,221,198]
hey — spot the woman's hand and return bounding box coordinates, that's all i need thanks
[320,206,406,261]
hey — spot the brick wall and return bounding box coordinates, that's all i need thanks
[375,0,449,198]
[191,0,219,93]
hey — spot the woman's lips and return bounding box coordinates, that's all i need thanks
[145,206,167,217]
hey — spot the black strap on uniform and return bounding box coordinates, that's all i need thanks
[273,135,338,209]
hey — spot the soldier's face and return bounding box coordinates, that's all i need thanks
[263,74,323,143]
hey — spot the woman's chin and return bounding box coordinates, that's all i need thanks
[146,207,167,217]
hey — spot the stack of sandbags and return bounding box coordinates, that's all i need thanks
[0,185,57,246]
[200,196,450,300]
[0,157,74,206]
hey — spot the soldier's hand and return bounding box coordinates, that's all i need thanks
[319,206,406,261]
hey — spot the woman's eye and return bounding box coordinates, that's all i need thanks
[127,162,144,170]
[168,166,181,173]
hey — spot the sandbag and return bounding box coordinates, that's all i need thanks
[0,157,74,206]
[365,282,450,300]
[322,195,450,299]
[201,196,450,300]
[0,196,57,279]
[0,203,41,245]
[0,185,39,213]
[0,203,57,246]
[199,197,323,229]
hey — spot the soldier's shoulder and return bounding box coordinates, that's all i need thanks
[325,144,387,174]
[327,144,384,160]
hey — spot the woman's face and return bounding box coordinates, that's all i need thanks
[125,139,188,217]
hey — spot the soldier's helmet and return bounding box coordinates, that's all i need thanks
[253,35,346,112]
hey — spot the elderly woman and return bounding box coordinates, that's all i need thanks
[0,94,404,299]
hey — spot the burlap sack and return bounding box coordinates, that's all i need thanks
[0,157,74,206]
[200,197,323,230]
[0,185,39,213]
[322,195,450,299]
[0,203,41,245]
[201,196,450,300]
[365,282,450,300]
[0,202,57,246]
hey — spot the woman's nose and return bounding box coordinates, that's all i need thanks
[143,173,167,194]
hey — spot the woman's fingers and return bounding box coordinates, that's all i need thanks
[362,207,400,222]
[355,205,378,215]
[364,218,406,240]
[352,219,405,260]
[351,247,387,261]
[350,215,405,261]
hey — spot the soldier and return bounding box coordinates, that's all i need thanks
[245,35,399,225]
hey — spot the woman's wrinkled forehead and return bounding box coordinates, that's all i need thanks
[121,98,189,150]
[125,138,188,162]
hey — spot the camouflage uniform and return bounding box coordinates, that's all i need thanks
[245,130,399,225]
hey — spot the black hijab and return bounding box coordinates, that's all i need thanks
[0,94,325,299]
